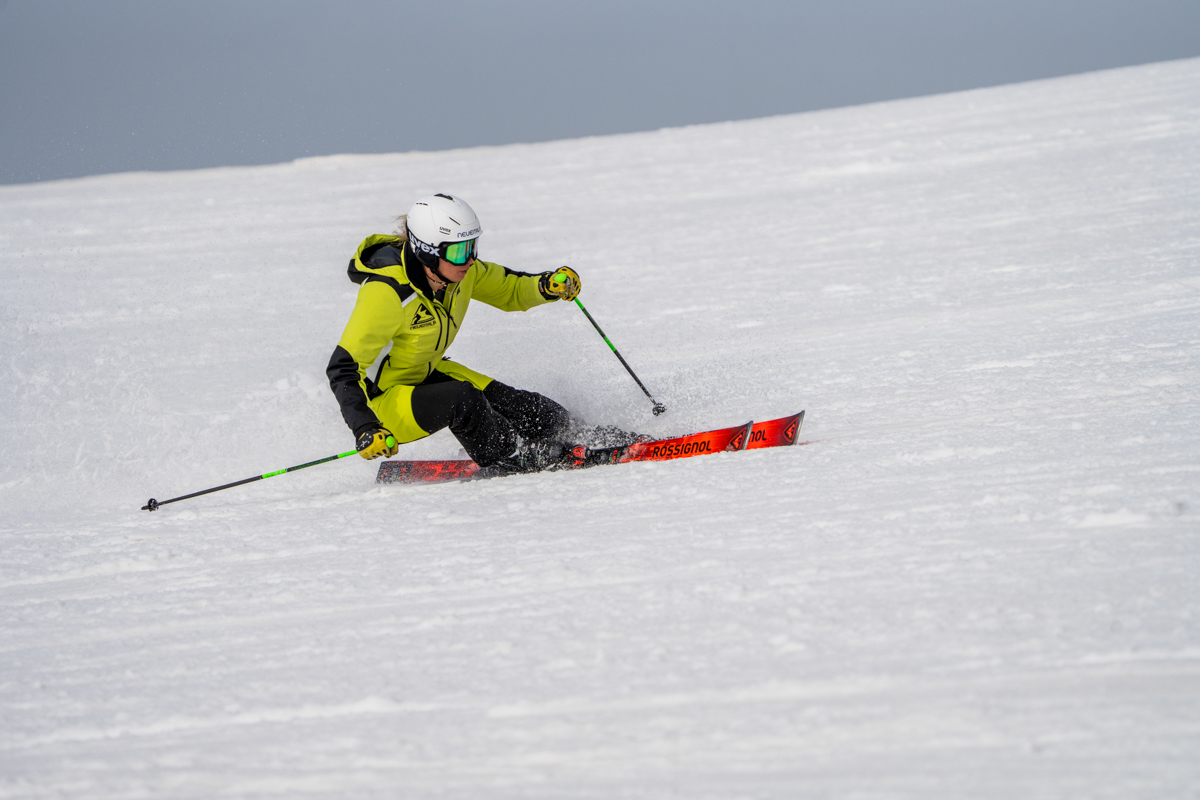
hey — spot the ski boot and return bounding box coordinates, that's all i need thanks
[564,422,653,449]
[482,436,567,477]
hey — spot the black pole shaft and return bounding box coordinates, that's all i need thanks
[142,449,359,511]
[574,298,666,415]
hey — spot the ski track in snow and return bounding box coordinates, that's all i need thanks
[2,60,1199,798]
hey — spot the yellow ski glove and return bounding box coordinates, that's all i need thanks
[538,267,581,301]
[356,427,399,460]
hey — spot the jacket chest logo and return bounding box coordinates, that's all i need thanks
[411,304,437,330]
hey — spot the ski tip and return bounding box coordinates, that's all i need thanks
[792,411,811,447]
[787,411,805,446]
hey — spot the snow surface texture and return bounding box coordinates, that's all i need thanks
[2,59,1199,798]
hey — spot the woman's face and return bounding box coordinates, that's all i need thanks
[438,256,473,283]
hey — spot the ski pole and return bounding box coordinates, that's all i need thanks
[573,297,667,416]
[140,437,392,511]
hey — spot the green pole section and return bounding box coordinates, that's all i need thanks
[142,437,393,511]
[573,297,666,416]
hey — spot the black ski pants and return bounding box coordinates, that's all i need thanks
[410,373,570,466]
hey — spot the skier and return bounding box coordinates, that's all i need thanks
[326,193,592,474]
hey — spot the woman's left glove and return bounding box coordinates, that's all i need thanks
[538,267,581,301]
[356,427,399,460]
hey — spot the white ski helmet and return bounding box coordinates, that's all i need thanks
[405,193,482,268]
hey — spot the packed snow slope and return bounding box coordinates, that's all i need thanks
[2,59,1199,799]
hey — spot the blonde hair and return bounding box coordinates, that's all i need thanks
[392,214,409,241]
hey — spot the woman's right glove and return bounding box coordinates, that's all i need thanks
[356,427,399,460]
[538,267,581,301]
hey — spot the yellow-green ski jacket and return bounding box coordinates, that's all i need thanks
[327,235,553,437]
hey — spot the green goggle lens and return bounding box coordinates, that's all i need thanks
[442,238,477,265]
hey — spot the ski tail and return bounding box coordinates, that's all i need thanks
[746,410,804,449]
[377,459,481,485]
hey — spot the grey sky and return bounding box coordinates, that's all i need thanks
[2,0,1198,185]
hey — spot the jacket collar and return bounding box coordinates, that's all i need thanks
[404,242,438,299]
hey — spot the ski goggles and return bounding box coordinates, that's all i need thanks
[441,237,477,265]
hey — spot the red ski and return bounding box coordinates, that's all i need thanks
[377,412,804,485]
[377,459,482,484]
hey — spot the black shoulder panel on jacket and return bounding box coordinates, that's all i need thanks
[347,243,415,302]
[503,267,539,278]
[362,242,404,268]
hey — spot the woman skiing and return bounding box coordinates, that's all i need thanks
[326,193,586,474]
